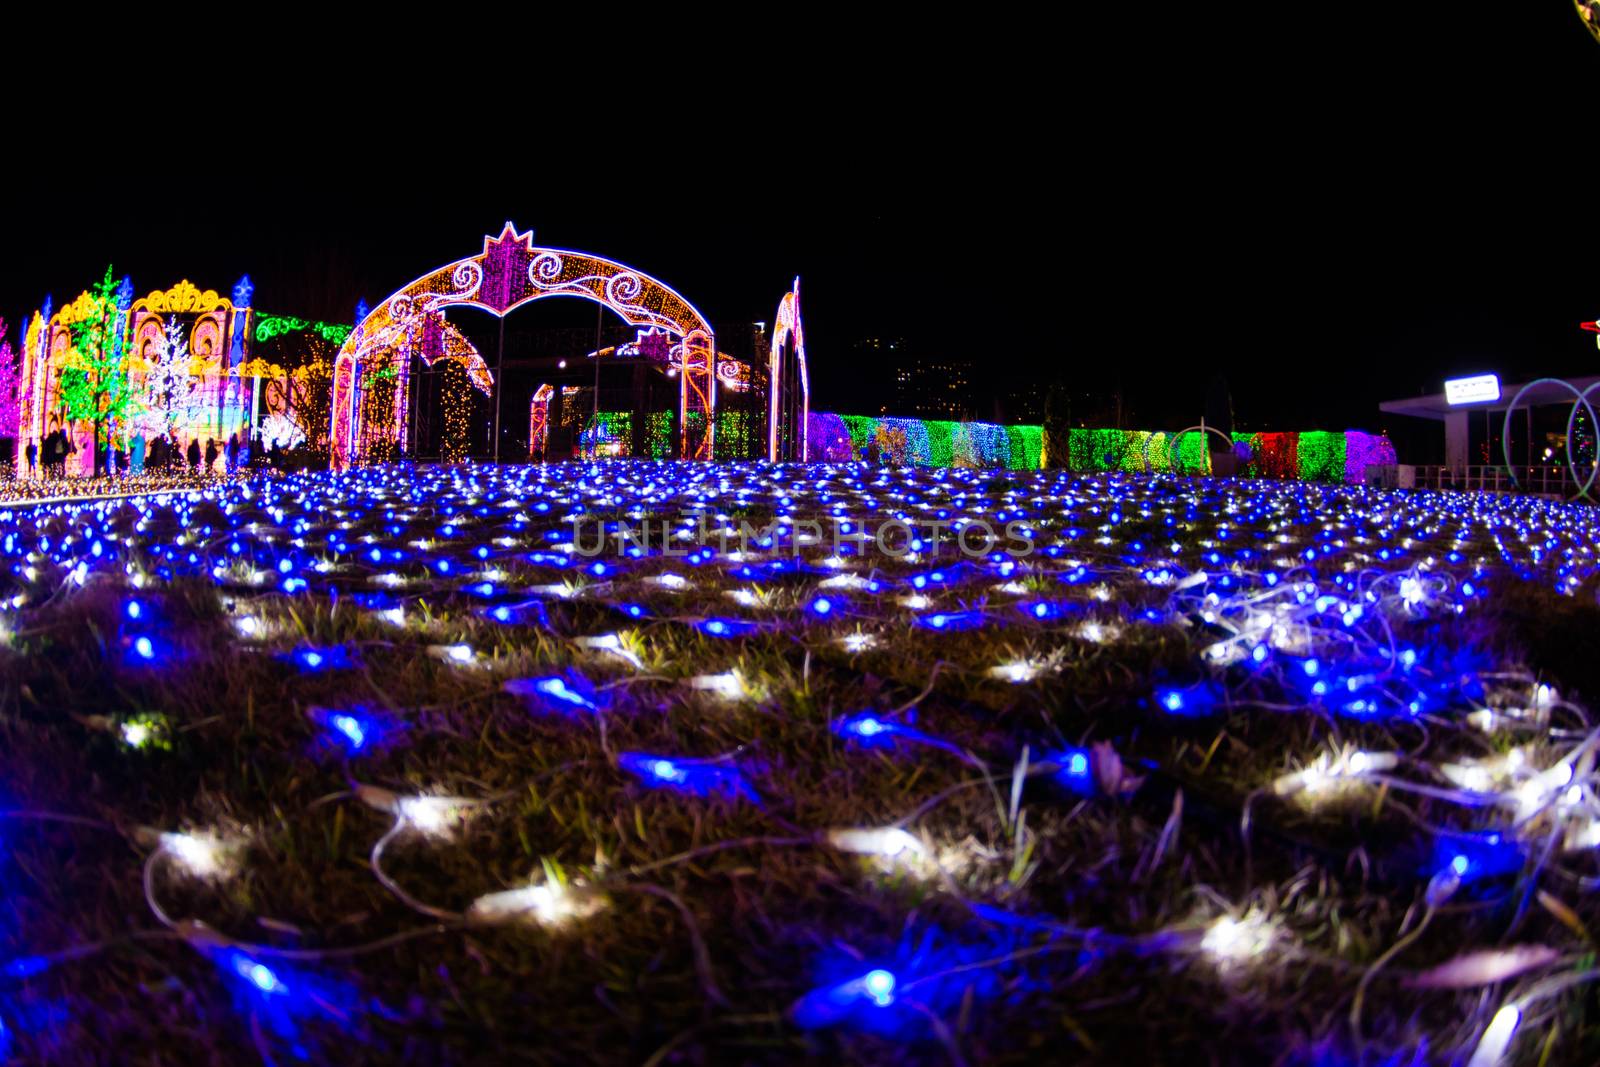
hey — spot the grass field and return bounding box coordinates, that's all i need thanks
[3,461,1600,1066]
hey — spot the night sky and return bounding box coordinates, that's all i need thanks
[4,8,1595,455]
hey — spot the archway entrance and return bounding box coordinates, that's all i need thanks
[330,223,717,468]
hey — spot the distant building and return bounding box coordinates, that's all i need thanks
[887,346,973,420]
[995,384,1046,424]
[847,337,903,416]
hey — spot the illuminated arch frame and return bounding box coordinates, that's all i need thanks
[330,223,717,468]
[1500,377,1600,501]
[767,277,808,461]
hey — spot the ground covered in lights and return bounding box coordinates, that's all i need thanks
[4,461,1600,1066]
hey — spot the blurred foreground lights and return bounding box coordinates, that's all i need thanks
[158,830,240,880]
[838,632,877,653]
[1200,910,1279,967]
[1076,620,1119,644]
[860,969,896,1006]
[1273,749,1397,798]
[826,827,925,867]
[1466,1003,1521,1067]
[989,658,1046,684]
[375,606,406,627]
[430,643,479,667]
[505,674,598,713]
[689,670,746,701]
[332,713,367,748]
[575,632,644,670]
[118,715,166,750]
[618,752,757,801]
[465,879,606,929]
[836,713,899,743]
[792,968,898,1029]
[397,795,473,836]
[358,785,477,838]
[310,707,373,752]
[229,952,287,996]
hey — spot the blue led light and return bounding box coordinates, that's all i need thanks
[228,952,285,996]
[648,758,684,782]
[330,714,366,750]
[506,674,600,713]
[863,969,895,1006]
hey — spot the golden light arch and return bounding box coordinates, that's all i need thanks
[330,222,717,468]
[767,277,808,461]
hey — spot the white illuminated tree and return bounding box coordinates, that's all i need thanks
[141,318,192,436]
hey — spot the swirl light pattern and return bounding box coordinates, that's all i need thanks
[331,223,717,468]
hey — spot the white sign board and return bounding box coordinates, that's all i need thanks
[1444,374,1500,405]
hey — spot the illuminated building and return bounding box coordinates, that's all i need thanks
[14,277,258,477]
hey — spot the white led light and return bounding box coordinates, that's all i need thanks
[689,671,745,700]
[838,632,877,653]
[465,880,605,927]
[1200,911,1277,964]
[989,659,1042,683]
[1466,1003,1520,1067]
[159,831,236,880]
[396,795,470,836]
[826,827,924,859]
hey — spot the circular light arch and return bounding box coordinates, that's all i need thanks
[1499,377,1600,501]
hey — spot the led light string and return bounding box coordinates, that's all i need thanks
[6,462,1600,1063]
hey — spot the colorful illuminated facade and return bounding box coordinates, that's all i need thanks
[13,276,257,477]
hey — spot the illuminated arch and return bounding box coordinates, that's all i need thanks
[330,222,717,468]
[1147,425,1235,475]
[767,277,808,461]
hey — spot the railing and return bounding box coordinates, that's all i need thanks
[1373,465,1584,497]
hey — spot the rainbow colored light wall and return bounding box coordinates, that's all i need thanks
[805,413,1395,483]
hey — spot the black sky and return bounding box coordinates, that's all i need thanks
[3,8,1595,445]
